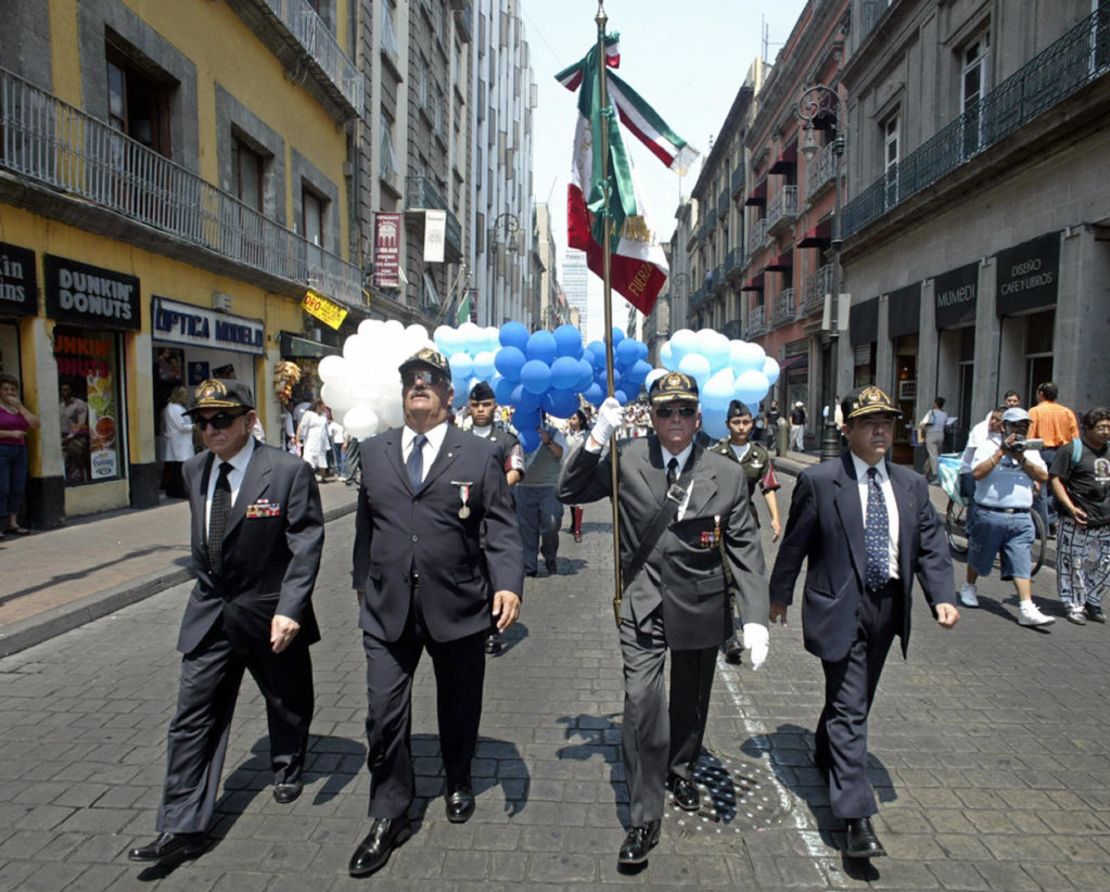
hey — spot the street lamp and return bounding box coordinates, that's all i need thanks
[798,83,845,463]
[489,212,520,323]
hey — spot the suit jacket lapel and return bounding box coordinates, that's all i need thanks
[683,445,714,518]
[638,437,668,508]
[418,428,462,493]
[222,443,272,541]
[890,463,917,585]
[195,453,214,548]
[833,452,866,589]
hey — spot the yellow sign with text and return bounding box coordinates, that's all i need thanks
[301,290,348,330]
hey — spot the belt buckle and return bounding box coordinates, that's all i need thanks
[665,483,685,504]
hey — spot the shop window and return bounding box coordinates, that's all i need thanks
[54,328,124,486]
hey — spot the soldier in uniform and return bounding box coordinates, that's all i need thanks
[711,399,782,663]
[463,380,525,654]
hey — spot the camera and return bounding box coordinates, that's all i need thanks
[1005,436,1044,454]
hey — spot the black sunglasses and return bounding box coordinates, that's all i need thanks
[655,406,697,419]
[402,370,448,389]
[195,411,247,431]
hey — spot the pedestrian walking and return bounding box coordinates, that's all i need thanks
[1050,406,1110,625]
[349,348,522,879]
[159,385,195,499]
[957,407,1055,626]
[789,401,807,452]
[770,385,958,859]
[564,409,590,543]
[711,400,782,664]
[1029,381,1080,535]
[128,379,324,868]
[297,398,332,481]
[917,396,949,483]
[464,379,525,655]
[558,372,769,868]
[329,415,347,479]
[516,412,566,576]
[0,373,40,536]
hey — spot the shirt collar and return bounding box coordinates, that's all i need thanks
[404,420,449,452]
[850,450,887,482]
[661,441,694,476]
[220,436,255,472]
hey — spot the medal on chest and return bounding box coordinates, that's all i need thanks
[451,481,473,519]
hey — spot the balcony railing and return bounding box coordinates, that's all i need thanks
[805,140,837,200]
[722,319,742,340]
[717,187,730,218]
[772,287,796,327]
[405,175,463,260]
[745,217,767,264]
[744,305,766,339]
[0,67,363,305]
[844,8,1110,237]
[765,185,798,235]
[256,0,363,115]
[802,263,833,315]
[725,248,744,277]
[711,263,728,293]
[731,165,745,196]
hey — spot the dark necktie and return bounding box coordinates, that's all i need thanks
[209,461,233,576]
[666,456,679,487]
[865,466,889,590]
[407,434,427,491]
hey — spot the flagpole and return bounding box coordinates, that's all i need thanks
[595,1,623,627]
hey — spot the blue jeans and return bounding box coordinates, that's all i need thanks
[515,485,563,573]
[0,443,28,517]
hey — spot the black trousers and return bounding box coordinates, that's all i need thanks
[619,611,717,825]
[156,625,314,834]
[362,597,487,819]
[816,583,900,819]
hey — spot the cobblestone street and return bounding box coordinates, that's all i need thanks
[1,476,1108,890]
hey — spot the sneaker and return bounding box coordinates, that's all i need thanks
[1085,605,1106,624]
[958,583,980,608]
[1066,607,1087,625]
[1018,601,1055,627]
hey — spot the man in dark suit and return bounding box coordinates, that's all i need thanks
[558,372,769,868]
[128,379,324,867]
[349,348,523,879]
[770,385,959,859]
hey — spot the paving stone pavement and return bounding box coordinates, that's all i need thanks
[1,474,1108,890]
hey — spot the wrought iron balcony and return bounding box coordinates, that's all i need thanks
[772,287,797,327]
[765,185,798,236]
[722,319,742,340]
[744,305,766,339]
[745,218,767,265]
[725,248,744,277]
[711,263,728,294]
[405,176,463,261]
[235,0,363,117]
[805,140,837,200]
[717,187,730,218]
[802,264,833,315]
[844,8,1110,237]
[688,284,709,311]
[731,165,745,197]
[0,67,363,306]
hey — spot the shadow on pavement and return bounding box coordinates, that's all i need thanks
[555,712,628,826]
[492,620,529,656]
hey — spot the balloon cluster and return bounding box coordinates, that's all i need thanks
[654,328,781,440]
[490,322,650,451]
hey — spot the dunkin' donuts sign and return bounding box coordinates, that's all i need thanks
[44,255,141,330]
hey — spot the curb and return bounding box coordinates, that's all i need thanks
[0,501,359,660]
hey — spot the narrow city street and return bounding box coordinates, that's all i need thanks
[1,475,1108,891]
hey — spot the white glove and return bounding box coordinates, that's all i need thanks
[743,623,769,671]
[589,397,625,447]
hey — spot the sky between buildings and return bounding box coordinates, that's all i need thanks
[522,0,809,340]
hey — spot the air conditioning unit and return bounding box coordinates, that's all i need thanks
[212,292,232,312]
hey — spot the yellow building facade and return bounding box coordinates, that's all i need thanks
[0,0,363,526]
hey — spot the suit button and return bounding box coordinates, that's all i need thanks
[411,534,419,543]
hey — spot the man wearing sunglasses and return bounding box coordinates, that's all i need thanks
[350,348,523,878]
[558,372,769,869]
[129,379,324,868]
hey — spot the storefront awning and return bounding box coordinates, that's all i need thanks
[797,219,832,248]
[743,179,767,206]
[769,144,797,174]
[779,353,808,371]
[280,332,340,359]
[765,251,793,272]
[741,274,765,291]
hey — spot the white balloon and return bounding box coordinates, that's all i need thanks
[379,397,403,428]
[317,354,345,383]
[320,382,353,416]
[343,334,369,360]
[405,323,429,343]
[343,406,380,439]
[645,367,669,389]
[358,318,385,337]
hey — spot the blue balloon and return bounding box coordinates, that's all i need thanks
[514,386,541,412]
[615,338,640,369]
[659,341,675,370]
[635,340,649,361]
[614,389,629,406]
[514,408,541,430]
[610,327,626,347]
[589,349,607,371]
[583,383,605,406]
[626,359,652,387]
[494,376,515,405]
[550,355,580,390]
[518,427,541,453]
[587,340,607,359]
[544,388,580,418]
[450,352,473,379]
[499,321,530,351]
[520,359,551,395]
[494,346,526,382]
[553,324,583,358]
[525,330,558,365]
[701,405,729,440]
[574,360,595,392]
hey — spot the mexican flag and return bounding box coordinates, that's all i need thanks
[557,36,698,316]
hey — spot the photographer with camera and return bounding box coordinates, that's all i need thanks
[958,407,1054,626]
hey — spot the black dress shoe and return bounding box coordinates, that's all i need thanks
[844,817,886,858]
[666,775,700,811]
[128,831,206,864]
[545,559,558,574]
[617,821,660,866]
[349,818,412,878]
[273,779,303,803]
[724,636,743,664]
[485,632,503,655]
[445,784,476,823]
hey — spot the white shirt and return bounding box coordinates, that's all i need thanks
[960,414,999,472]
[661,442,695,522]
[402,421,449,483]
[205,437,256,537]
[919,408,949,434]
[850,452,900,581]
[729,442,752,463]
[970,441,1045,509]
